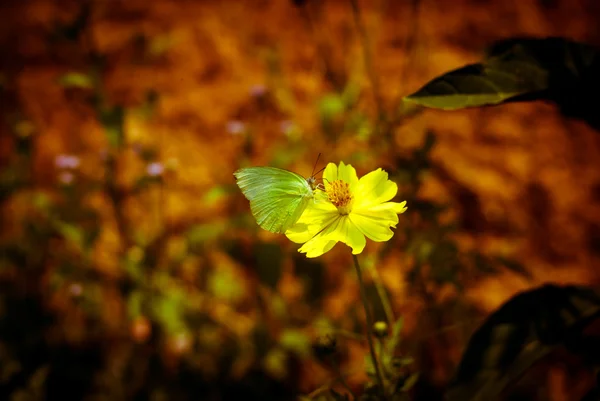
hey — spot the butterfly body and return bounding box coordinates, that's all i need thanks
[234,166,316,234]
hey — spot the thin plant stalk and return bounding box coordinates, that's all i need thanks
[329,355,358,400]
[353,254,386,397]
[369,265,395,326]
[348,0,384,118]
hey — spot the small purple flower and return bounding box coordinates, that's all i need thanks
[58,171,75,185]
[68,283,83,297]
[99,148,109,161]
[226,120,246,135]
[55,154,80,169]
[146,162,164,177]
[131,142,144,155]
[171,332,191,354]
[279,120,295,135]
[249,84,267,97]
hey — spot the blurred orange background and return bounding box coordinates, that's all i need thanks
[2,0,600,400]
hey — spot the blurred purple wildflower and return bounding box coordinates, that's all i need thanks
[55,154,80,169]
[249,84,267,97]
[280,120,296,135]
[226,120,246,135]
[146,162,164,177]
[131,142,144,155]
[68,283,83,297]
[172,332,191,354]
[58,171,75,185]
[99,148,109,161]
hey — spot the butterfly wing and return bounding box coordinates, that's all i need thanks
[234,167,313,234]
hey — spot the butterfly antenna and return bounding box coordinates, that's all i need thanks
[311,153,322,177]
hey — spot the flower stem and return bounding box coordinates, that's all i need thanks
[352,254,386,397]
[369,265,395,327]
[328,355,358,400]
[348,0,384,119]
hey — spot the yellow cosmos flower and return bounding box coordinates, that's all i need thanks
[285,162,408,258]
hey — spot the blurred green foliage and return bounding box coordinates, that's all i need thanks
[0,3,537,401]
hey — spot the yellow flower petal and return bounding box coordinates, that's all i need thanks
[349,208,399,242]
[344,222,367,255]
[298,215,366,257]
[366,200,408,215]
[285,200,338,243]
[325,215,366,255]
[323,161,358,192]
[355,168,398,209]
[298,236,337,258]
[297,215,344,257]
[286,162,407,258]
[336,161,359,192]
[323,163,338,189]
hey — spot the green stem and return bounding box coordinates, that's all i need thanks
[329,355,358,400]
[352,254,386,397]
[369,265,395,327]
[348,0,384,119]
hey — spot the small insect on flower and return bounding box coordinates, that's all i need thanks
[285,161,407,258]
[233,156,325,234]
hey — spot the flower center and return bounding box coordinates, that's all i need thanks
[327,180,353,215]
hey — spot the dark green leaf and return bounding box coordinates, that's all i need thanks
[385,317,404,360]
[405,37,599,110]
[580,386,600,401]
[447,284,600,401]
[398,372,419,392]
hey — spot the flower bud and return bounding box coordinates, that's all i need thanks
[373,321,388,338]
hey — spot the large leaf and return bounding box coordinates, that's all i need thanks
[447,284,600,401]
[404,37,599,111]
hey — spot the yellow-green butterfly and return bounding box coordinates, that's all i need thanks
[234,159,323,234]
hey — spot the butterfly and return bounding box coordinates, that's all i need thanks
[234,157,324,234]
